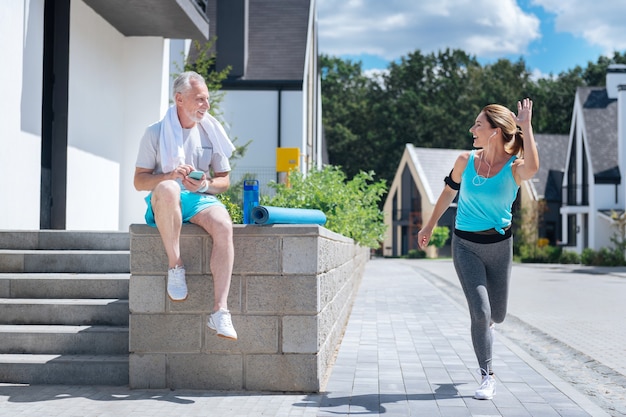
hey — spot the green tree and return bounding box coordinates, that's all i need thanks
[528,67,584,133]
[383,49,481,151]
[583,51,626,86]
[320,48,626,191]
[529,51,626,134]
[320,55,381,180]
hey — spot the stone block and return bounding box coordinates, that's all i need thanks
[283,315,318,353]
[246,275,318,314]
[130,314,202,353]
[205,314,278,353]
[168,353,243,390]
[166,274,212,313]
[282,236,319,274]
[246,354,319,392]
[129,275,165,313]
[0,278,9,297]
[233,236,282,274]
[129,353,166,389]
[0,253,23,273]
[319,263,352,310]
[130,225,203,274]
[0,231,38,249]
[318,280,354,348]
[323,239,355,272]
[163,274,241,314]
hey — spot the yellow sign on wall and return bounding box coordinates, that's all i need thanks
[276,148,300,172]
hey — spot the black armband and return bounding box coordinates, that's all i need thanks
[444,170,460,190]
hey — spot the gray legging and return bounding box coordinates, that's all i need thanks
[452,233,512,374]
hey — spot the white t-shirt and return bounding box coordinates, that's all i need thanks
[135,120,231,181]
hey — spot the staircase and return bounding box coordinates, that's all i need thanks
[0,230,130,385]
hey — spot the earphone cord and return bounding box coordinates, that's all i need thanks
[476,141,492,179]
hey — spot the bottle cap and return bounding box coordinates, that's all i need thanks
[244,179,259,190]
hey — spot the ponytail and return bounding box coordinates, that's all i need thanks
[508,128,524,157]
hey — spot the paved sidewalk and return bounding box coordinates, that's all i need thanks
[0,258,612,416]
[413,258,626,416]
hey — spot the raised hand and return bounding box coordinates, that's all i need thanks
[514,98,533,128]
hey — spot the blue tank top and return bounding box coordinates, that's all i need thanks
[455,150,519,234]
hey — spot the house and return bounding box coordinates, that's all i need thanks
[382,146,459,258]
[202,0,322,194]
[0,0,319,232]
[383,134,568,258]
[527,134,569,245]
[560,64,626,253]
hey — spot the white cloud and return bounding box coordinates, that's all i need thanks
[317,0,541,59]
[531,0,626,52]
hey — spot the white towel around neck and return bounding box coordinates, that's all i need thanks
[159,105,236,173]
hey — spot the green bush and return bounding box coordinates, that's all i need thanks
[262,166,387,248]
[405,249,426,259]
[580,248,594,265]
[218,193,242,224]
[581,247,625,266]
[518,243,562,263]
[429,226,450,248]
[558,250,580,264]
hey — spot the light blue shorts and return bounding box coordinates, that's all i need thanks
[144,190,225,227]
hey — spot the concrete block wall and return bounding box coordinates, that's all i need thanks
[129,223,369,392]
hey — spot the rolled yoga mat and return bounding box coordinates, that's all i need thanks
[251,205,327,225]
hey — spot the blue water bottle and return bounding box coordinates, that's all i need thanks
[243,179,259,224]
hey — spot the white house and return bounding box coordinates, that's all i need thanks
[560,64,626,253]
[0,0,320,232]
[203,0,323,192]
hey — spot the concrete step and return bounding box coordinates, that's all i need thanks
[0,298,129,326]
[0,273,129,299]
[0,325,128,355]
[0,230,131,386]
[0,250,130,273]
[0,230,129,250]
[0,354,129,385]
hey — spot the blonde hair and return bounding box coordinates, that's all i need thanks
[482,104,524,157]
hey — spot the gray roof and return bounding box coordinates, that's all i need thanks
[533,134,569,199]
[407,145,460,204]
[205,0,311,83]
[578,86,619,182]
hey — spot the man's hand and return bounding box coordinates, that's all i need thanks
[170,164,194,181]
[182,173,208,193]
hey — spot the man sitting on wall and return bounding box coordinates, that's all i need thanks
[133,71,237,340]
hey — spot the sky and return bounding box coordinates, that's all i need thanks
[316,0,626,79]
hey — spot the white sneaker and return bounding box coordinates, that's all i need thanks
[167,265,188,302]
[474,373,496,400]
[208,308,238,340]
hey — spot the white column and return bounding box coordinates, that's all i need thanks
[617,84,626,209]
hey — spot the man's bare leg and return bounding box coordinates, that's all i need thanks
[191,205,237,339]
[151,180,184,269]
[190,205,234,311]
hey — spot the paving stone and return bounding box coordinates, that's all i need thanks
[0,259,616,416]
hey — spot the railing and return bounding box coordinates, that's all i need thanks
[562,184,589,206]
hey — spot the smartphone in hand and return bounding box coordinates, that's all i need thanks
[188,171,204,180]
